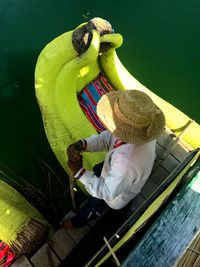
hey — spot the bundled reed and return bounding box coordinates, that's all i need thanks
[0,180,49,256]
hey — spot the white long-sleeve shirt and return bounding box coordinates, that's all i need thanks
[78,130,156,210]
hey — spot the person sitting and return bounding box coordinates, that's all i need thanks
[62,89,165,229]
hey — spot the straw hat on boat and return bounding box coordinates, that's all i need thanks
[97,89,165,144]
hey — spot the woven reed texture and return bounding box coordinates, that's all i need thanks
[0,181,42,246]
[35,29,122,185]
[11,218,49,256]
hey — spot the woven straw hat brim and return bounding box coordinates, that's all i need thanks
[97,91,165,144]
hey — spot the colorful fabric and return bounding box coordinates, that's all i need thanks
[74,167,86,180]
[0,241,16,267]
[113,139,126,149]
[78,73,115,132]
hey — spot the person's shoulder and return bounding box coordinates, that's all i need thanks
[134,140,156,154]
[141,139,156,148]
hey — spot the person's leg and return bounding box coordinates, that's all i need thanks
[70,196,108,227]
[62,161,106,229]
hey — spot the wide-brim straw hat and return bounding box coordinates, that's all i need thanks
[97,89,165,144]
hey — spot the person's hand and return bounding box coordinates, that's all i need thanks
[67,156,83,175]
[67,140,84,161]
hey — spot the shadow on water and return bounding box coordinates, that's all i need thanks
[0,50,50,181]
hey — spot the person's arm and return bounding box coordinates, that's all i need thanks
[85,130,113,152]
[78,168,130,201]
[67,140,86,161]
[78,156,134,201]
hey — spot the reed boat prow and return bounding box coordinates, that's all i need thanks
[35,28,124,174]
[35,20,200,266]
[35,22,200,174]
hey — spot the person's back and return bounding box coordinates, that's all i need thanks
[83,130,156,209]
[106,138,156,209]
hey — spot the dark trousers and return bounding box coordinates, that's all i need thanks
[71,162,109,227]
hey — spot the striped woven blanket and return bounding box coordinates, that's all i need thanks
[0,241,15,267]
[78,73,115,132]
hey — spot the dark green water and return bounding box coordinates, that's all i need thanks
[0,0,199,211]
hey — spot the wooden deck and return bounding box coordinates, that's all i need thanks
[11,127,198,267]
[130,127,190,211]
[58,127,195,267]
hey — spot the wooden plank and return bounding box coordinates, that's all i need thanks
[121,170,200,267]
[193,255,200,267]
[169,143,189,162]
[156,129,175,149]
[129,194,146,213]
[161,154,180,172]
[140,179,158,199]
[155,143,166,160]
[156,142,189,163]
[176,229,200,266]
[150,165,170,185]
[11,255,32,267]
[67,224,90,243]
[31,243,60,267]
[156,128,190,166]
[48,229,76,260]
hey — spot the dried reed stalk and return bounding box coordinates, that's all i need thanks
[11,218,49,256]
